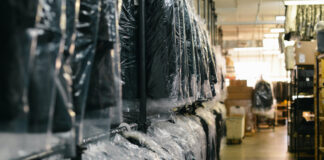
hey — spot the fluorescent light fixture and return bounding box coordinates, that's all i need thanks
[276,16,286,21]
[284,0,324,5]
[233,47,263,51]
[231,47,280,53]
[264,34,279,38]
[270,28,285,33]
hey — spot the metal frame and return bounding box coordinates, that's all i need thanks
[315,54,324,160]
[289,65,315,159]
[14,145,67,160]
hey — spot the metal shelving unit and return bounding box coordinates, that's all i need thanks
[288,65,315,159]
[315,53,324,160]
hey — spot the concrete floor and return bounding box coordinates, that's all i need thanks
[221,126,294,160]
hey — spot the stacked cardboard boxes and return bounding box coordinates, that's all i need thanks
[227,80,253,100]
[225,80,255,134]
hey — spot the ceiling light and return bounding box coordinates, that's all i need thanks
[264,34,280,38]
[284,0,324,5]
[270,28,285,33]
[233,47,263,51]
[276,16,286,21]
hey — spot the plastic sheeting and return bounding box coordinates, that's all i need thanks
[148,119,203,159]
[72,0,101,143]
[145,0,217,114]
[121,131,173,159]
[119,0,140,121]
[145,0,182,101]
[83,0,123,139]
[83,134,161,160]
[86,0,120,110]
[147,122,186,159]
[28,0,66,133]
[72,0,122,142]
[52,0,79,133]
[118,0,225,123]
[113,134,161,159]
[0,0,73,158]
[1,0,38,131]
[195,107,217,160]
[173,116,208,160]
[81,99,225,160]
[253,80,273,112]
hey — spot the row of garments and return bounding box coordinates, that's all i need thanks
[1,0,226,159]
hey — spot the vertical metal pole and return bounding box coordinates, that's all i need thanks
[139,0,147,132]
[316,57,320,160]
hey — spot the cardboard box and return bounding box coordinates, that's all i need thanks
[230,80,247,86]
[225,99,252,110]
[294,41,317,65]
[227,93,252,100]
[227,86,253,93]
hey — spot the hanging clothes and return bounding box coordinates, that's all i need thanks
[253,80,273,111]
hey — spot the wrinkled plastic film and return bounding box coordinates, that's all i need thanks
[197,23,213,99]
[72,0,101,144]
[145,0,220,115]
[119,0,226,122]
[205,32,217,97]
[191,15,202,100]
[121,131,173,159]
[178,0,190,103]
[119,0,140,122]
[147,122,185,159]
[113,134,161,159]
[213,46,226,101]
[145,0,183,114]
[1,0,67,158]
[83,134,161,160]
[53,0,80,156]
[183,0,198,102]
[83,0,122,140]
[195,107,217,160]
[0,1,39,159]
[253,80,274,113]
[52,0,79,134]
[173,115,208,160]
[110,0,123,125]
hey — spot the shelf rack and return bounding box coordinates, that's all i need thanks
[288,65,315,160]
[315,53,324,160]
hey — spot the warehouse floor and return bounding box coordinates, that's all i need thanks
[221,126,294,160]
